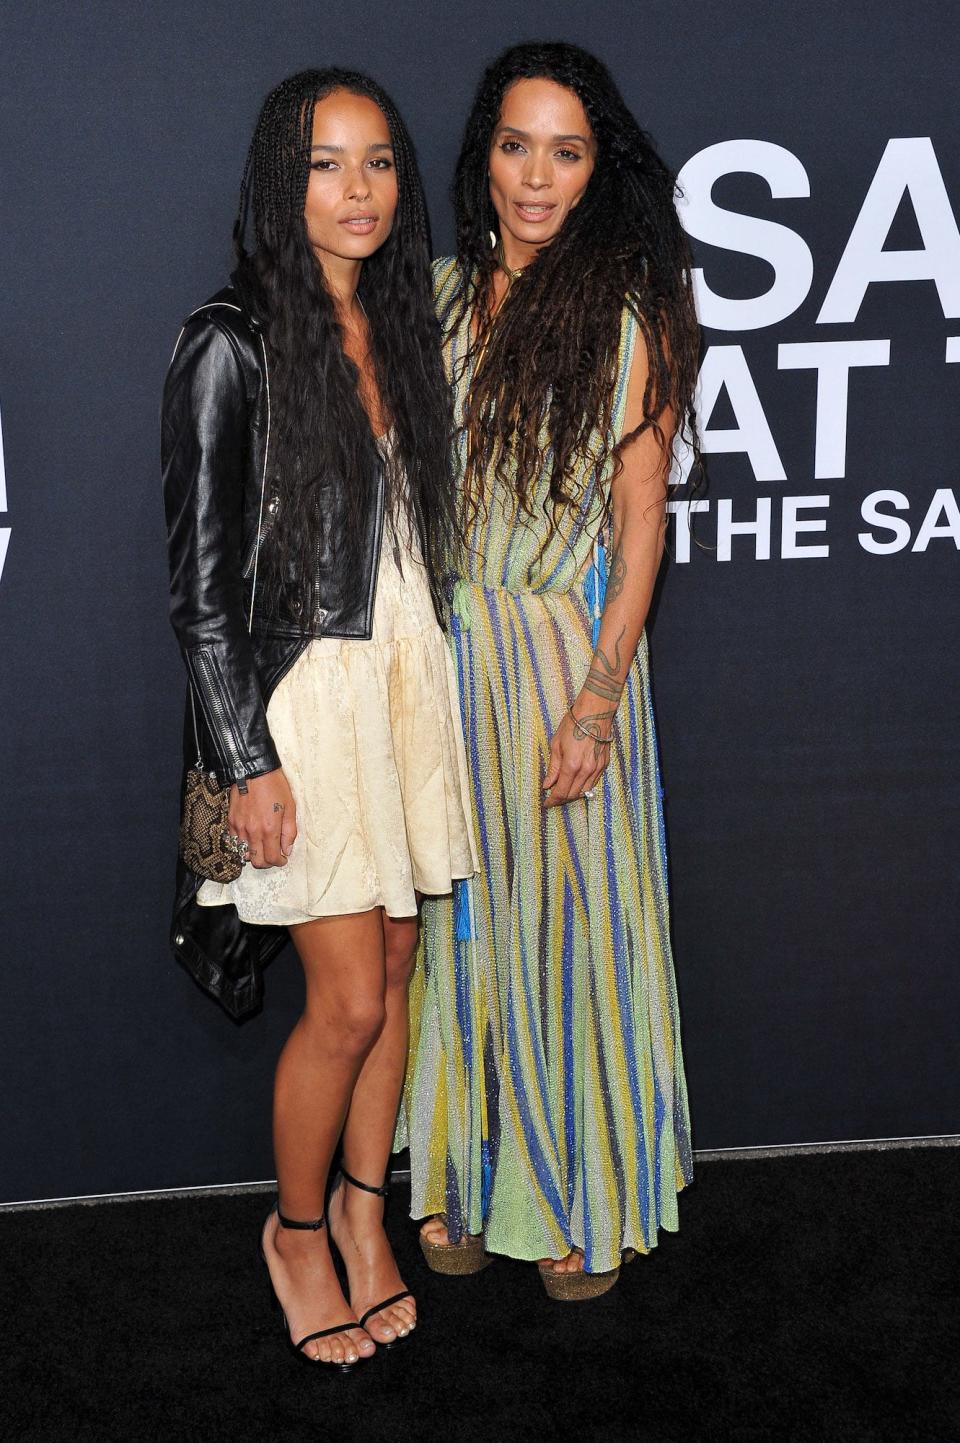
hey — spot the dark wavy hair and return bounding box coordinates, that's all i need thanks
[448,41,702,526]
[233,68,455,622]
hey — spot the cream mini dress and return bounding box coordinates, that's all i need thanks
[197,436,477,926]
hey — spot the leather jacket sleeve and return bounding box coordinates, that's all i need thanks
[162,316,280,784]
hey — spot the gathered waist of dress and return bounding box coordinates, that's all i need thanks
[450,572,595,631]
[452,575,577,601]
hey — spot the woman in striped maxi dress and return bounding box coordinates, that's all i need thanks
[400,42,702,1298]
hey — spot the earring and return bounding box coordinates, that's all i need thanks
[488,230,497,249]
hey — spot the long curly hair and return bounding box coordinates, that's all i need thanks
[233,69,455,622]
[448,42,702,527]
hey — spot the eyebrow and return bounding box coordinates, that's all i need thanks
[310,141,394,153]
[495,126,591,144]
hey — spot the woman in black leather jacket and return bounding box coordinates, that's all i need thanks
[162,70,475,1369]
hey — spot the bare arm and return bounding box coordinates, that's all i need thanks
[543,338,673,807]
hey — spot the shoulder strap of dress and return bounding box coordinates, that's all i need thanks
[610,301,640,442]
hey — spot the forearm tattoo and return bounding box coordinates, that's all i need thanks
[579,535,629,743]
[596,626,625,677]
[606,535,627,603]
[583,625,627,704]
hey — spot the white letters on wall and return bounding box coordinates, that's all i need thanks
[677,140,814,332]
[859,492,912,553]
[912,490,960,551]
[670,136,960,565]
[697,346,786,481]
[777,340,890,478]
[818,138,960,323]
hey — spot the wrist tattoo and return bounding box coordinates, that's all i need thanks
[573,706,615,729]
[570,706,615,740]
[584,669,622,702]
[569,702,616,766]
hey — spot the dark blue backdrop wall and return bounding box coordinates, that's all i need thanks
[1,1,957,1202]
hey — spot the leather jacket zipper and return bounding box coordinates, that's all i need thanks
[241,493,277,583]
[192,647,247,777]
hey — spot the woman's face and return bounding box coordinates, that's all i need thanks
[304,89,398,266]
[488,77,596,259]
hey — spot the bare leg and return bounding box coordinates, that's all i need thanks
[261,908,386,1365]
[328,909,418,1344]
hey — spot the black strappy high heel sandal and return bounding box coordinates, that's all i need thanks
[259,1205,368,1372]
[334,1167,415,1348]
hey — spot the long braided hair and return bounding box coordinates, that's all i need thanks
[448,42,702,528]
[233,69,455,623]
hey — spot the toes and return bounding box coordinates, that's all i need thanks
[361,1304,416,1343]
[313,1334,362,1366]
[540,1250,582,1274]
[421,1217,450,1246]
[330,1335,354,1366]
[364,1312,397,1345]
[349,1327,375,1359]
[383,1305,410,1338]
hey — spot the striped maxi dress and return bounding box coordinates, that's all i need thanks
[396,258,693,1273]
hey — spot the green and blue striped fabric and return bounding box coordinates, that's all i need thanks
[398,258,693,1273]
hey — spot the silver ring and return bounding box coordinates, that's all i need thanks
[583,789,595,800]
[228,833,242,848]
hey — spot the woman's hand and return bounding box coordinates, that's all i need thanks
[228,769,298,868]
[542,701,614,809]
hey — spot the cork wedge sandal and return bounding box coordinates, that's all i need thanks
[538,1247,636,1301]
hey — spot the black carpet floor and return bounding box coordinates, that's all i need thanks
[2,1146,958,1443]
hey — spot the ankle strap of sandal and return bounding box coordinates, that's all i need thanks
[340,1166,389,1198]
[276,1206,326,1230]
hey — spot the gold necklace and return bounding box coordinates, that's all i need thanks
[494,240,525,284]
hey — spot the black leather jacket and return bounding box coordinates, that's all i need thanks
[161,281,388,1016]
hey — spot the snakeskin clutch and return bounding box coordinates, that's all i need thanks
[179,765,243,883]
